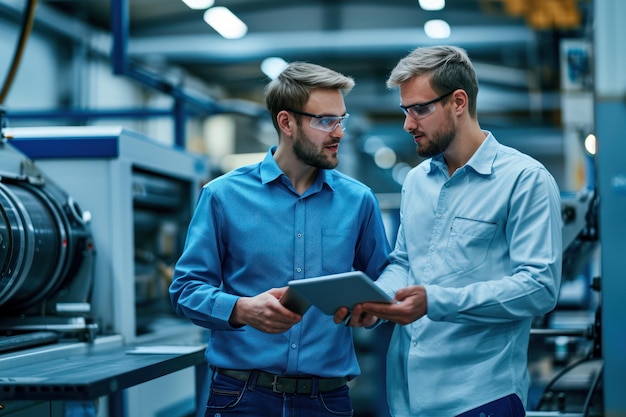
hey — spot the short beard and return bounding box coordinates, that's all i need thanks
[293,129,338,169]
[417,122,456,158]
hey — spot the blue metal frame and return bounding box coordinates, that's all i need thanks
[10,135,119,158]
[6,108,172,120]
[110,0,227,148]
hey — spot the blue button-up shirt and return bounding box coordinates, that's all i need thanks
[170,146,390,378]
[375,132,562,416]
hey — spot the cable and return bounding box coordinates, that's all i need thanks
[582,361,603,417]
[535,350,594,410]
[0,0,39,104]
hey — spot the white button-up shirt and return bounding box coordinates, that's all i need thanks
[376,132,562,416]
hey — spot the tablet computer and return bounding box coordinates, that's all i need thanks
[279,286,312,315]
[282,271,392,316]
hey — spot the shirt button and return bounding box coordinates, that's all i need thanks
[296,267,302,272]
[412,341,417,347]
[297,233,302,238]
[437,214,443,219]
[291,344,297,349]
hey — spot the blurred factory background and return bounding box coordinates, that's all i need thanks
[0,0,624,416]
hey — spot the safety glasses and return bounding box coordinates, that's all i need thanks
[287,109,350,132]
[400,90,455,120]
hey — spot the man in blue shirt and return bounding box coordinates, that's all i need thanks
[169,62,390,416]
[336,46,563,416]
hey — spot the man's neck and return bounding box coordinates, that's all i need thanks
[274,147,318,194]
[443,125,487,176]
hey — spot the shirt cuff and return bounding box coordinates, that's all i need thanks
[213,292,241,327]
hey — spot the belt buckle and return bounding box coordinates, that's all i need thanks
[271,375,281,393]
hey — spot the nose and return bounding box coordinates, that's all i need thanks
[403,114,417,132]
[330,122,345,137]
[335,119,348,132]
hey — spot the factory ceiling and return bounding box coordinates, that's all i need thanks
[4,0,591,126]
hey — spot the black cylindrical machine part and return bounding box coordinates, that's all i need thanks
[0,156,93,314]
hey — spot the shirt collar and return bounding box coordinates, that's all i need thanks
[428,130,497,176]
[260,146,335,192]
[260,146,283,184]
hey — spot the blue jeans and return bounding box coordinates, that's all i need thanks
[204,372,354,417]
[455,394,525,417]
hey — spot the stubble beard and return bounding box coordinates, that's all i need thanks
[293,129,338,170]
[417,121,456,158]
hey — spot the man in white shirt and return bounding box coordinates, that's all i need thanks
[336,45,562,417]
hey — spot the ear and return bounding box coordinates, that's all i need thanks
[451,89,469,116]
[277,110,294,137]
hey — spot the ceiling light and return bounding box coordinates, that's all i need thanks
[203,7,248,39]
[418,0,445,11]
[181,0,215,10]
[261,57,288,79]
[584,134,596,156]
[424,19,451,39]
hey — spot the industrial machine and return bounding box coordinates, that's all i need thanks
[0,123,210,417]
[0,130,96,345]
[3,125,209,343]
[526,187,603,417]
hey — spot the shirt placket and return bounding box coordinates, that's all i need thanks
[286,196,306,370]
[423,179,450,284]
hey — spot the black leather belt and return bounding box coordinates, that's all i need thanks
[216,368,347,394]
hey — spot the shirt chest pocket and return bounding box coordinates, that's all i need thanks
[445,217,497,273]
[322,228,356,274]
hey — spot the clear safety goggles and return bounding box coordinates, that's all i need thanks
[287,109,350,132]
[399,90,455,120]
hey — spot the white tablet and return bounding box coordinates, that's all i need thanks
[282,271,392,316]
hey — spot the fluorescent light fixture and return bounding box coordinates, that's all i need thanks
[418,0,445,11]
[261,57,288,79]
[203,6,248,39]
[584,133,596,156]
[424,19,451,39]
[181,0,215,10]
